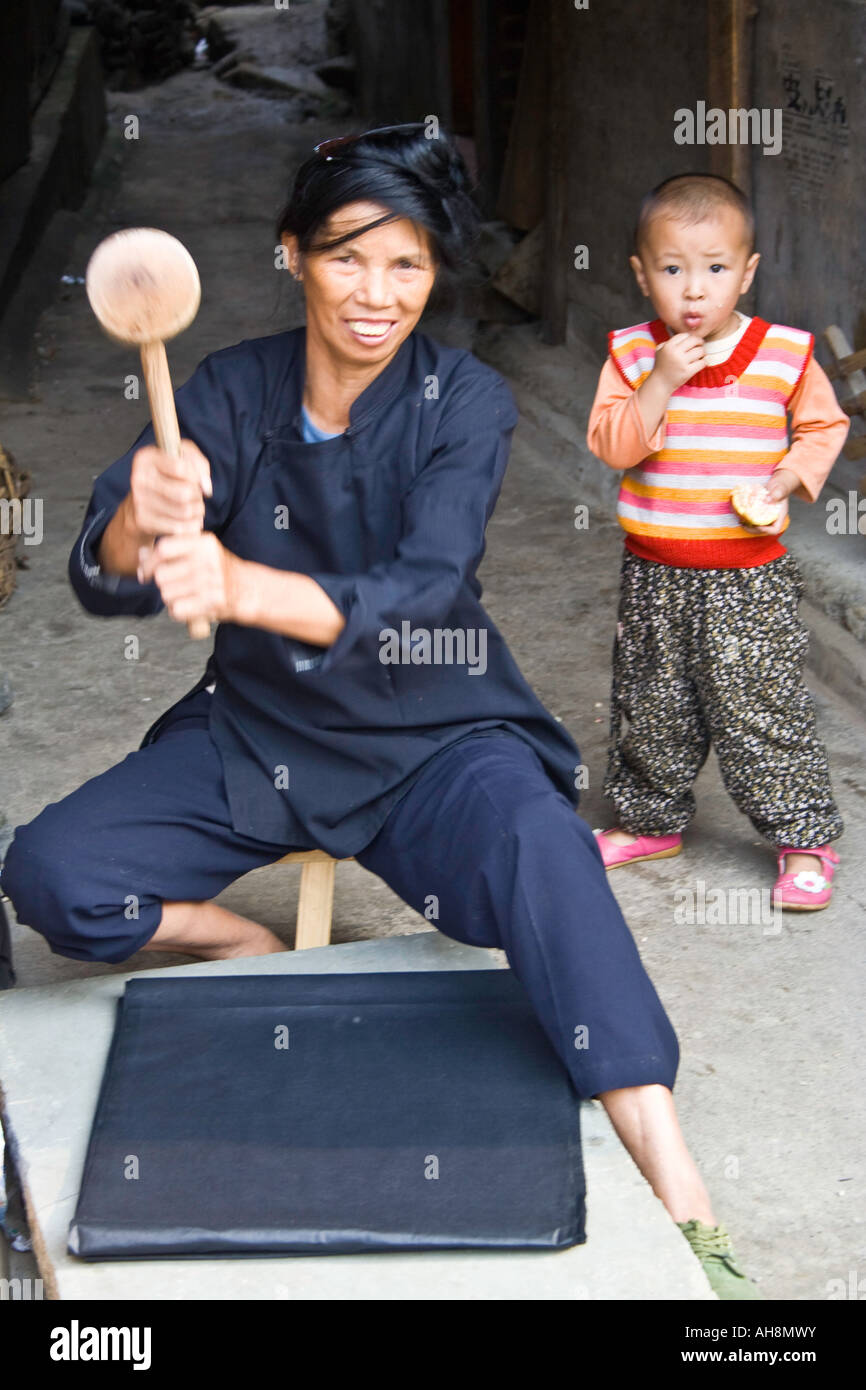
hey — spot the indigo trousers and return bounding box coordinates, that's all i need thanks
[1,691,679,1098]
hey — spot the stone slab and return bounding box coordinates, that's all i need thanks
[0,933,714,1301]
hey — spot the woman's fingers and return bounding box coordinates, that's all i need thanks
[129,440,211,533]
[137,493,204,532]
[178,438,213,498]
[137,533,228,622]
[138,535,212,586]
[130,481,204,533]
[161,593,217,623]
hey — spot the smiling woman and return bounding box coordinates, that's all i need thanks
[0,126,759,1295]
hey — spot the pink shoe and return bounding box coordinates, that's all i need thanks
[593,829,683,870]
[772,845,839,911]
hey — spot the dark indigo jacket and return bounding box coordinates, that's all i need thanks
[69,327,582,853]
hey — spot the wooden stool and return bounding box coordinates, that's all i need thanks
[278,850,351,950]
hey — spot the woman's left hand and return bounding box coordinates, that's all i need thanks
[137,533,247,626]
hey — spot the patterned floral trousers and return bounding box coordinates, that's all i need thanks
[604,550,843,848]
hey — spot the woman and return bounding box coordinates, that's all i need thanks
[1,125,757,1297]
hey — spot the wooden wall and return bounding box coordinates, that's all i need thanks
[751,0,866,348]
[0,0,68,182]
[544,0,710,348]
[346,0,452,126]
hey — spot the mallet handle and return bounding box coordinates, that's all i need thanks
[140,340,210,641]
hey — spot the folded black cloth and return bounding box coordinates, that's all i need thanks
[69,970,585,1259]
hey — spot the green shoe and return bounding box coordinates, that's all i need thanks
[677,1220,763,1300]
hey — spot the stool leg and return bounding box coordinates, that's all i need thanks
[295,858,336,950]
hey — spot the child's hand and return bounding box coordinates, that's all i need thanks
[738,469,798,537]
[764,468,800,505]
[738,495,789,537]
[653,333,707,390]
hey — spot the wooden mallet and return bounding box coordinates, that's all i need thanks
[85,227,210,640]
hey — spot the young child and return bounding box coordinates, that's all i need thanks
[587,173,849,910]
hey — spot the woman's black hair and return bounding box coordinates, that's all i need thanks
[275,123,480,272]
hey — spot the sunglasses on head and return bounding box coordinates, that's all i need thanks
[313,123,426,160]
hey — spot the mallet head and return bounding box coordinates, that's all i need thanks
[85,227,200,345]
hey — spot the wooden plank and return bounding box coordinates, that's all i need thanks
[824,326,866,404]
[448,0,474,134]
[491,222,544,315]
[496,0,547,230]
[823,347,866,379]
[472,0,499,218]
[822,326,866,473]
[471,0,531,218]
[706,0,757,196]
[540,0,566,345]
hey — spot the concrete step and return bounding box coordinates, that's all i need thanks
[0,933,714,1301]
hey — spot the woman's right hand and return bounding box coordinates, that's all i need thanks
[127,439,213,540]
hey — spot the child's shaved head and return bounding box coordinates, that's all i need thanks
[634,173,755,257]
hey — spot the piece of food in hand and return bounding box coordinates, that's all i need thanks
[730,484,783,527]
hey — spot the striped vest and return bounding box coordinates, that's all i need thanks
[608,316,813,568]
